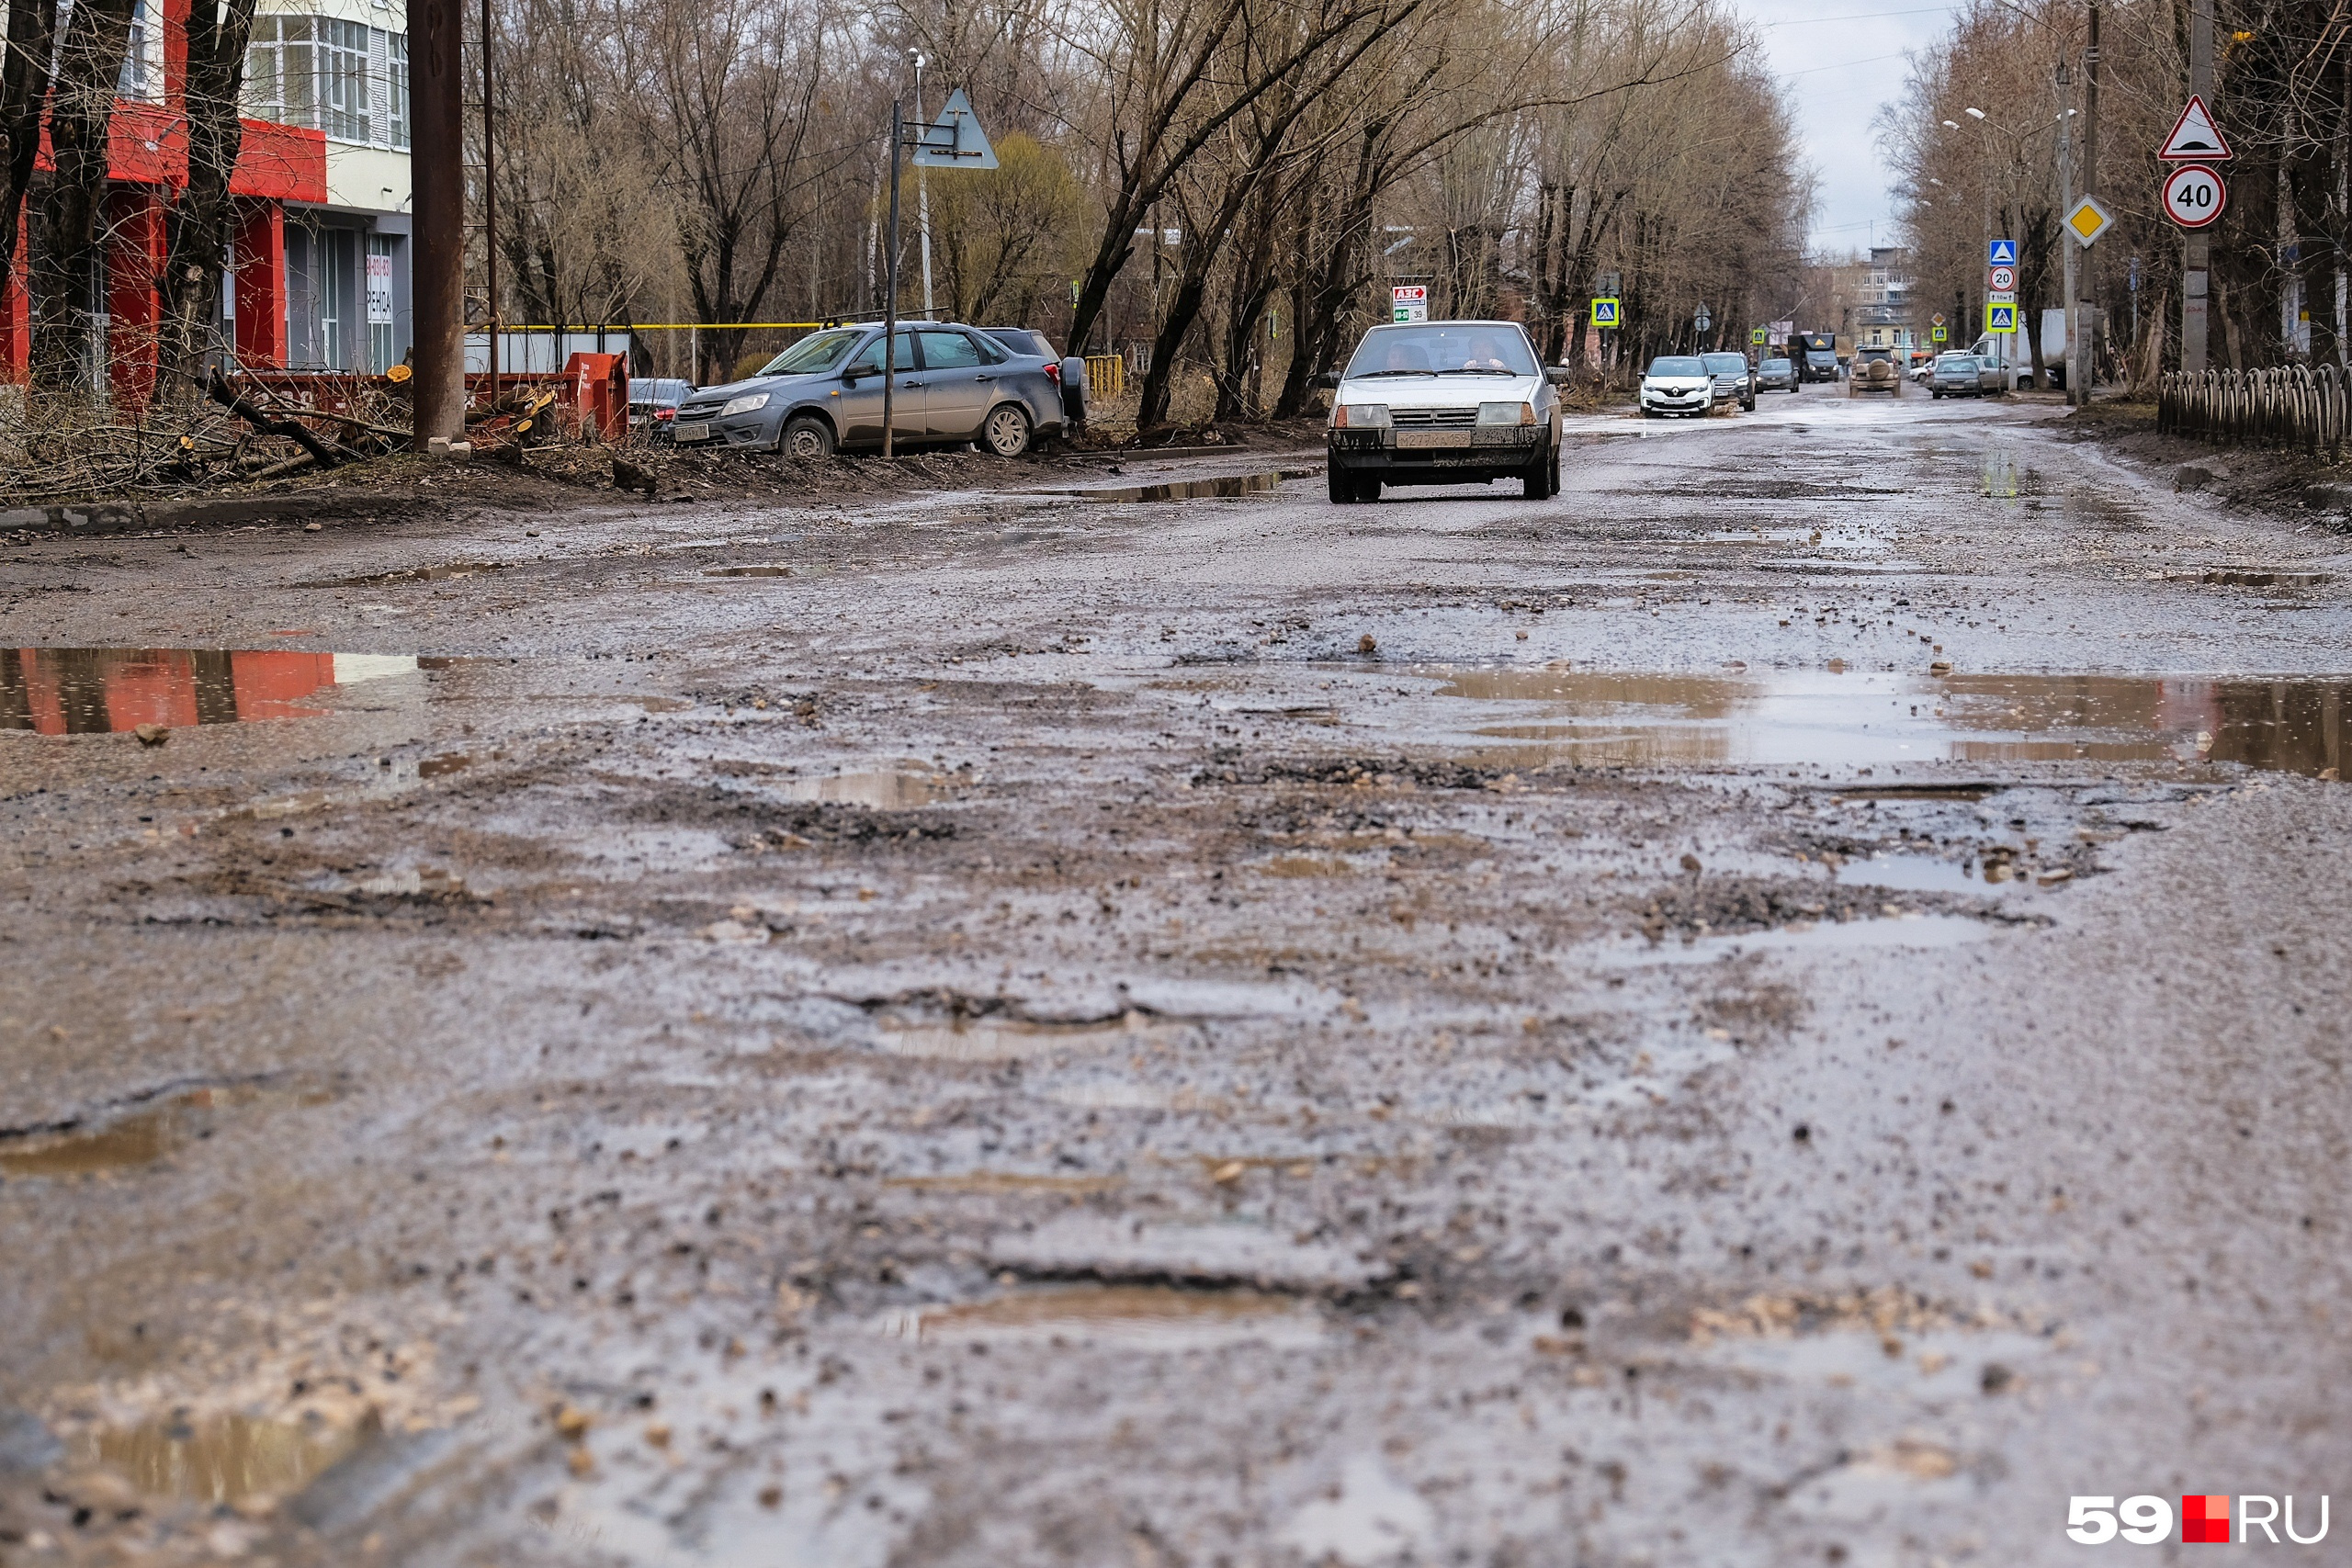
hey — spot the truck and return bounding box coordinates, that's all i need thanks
[1797,332,1838,383]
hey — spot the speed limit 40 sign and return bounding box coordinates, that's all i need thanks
[2163,164,2227,229]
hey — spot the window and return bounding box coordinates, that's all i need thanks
[386,33,409,149]
[842,331,916,378]
[119,0,154,97]
[244,15,400,145]
[917,330,985,370]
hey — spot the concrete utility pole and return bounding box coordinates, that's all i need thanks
[2077,1,2098,407]
[2183,0,2214,374]
[912,52,935,321]
[410,0,465,446]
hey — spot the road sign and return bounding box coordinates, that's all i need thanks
[1589,296,1622,329]
[1987,265,2016,292]
[1930,312,1946,327]
[1391,285,1428,323]
[1987,289,2017,306]
[1985,301,2018,334]
[1749,327,1767,345]
[1931,325,1948,344]
[2162,164,2227,228]
[910,90,998,170]
[2159,95,2231,162]
[1989,239,2018,267]
[2065,195,2113,247]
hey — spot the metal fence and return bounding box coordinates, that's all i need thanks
[2158,365,2349,458]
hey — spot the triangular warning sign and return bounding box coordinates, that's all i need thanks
[2160,95,2231,162]
[910,89,998,170]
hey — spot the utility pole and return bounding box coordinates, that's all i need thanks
[912,52,934,321]
[481,0,497,396]
[2183,0,2214,374]
[2058,62,2075,400]
[410,0,465,446]
[2076,1,2098,407]
[882,100,904,458]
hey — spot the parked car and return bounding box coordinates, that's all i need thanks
[1321,320,1568,502]
[1702,351,1754,410]
[1928,353,1996,398]
[668,322,1065,457]
[628,378,694,433]
[1756,356,1799,393]
[982,328,1091,427]
[1640,355,1713,418]
[1849,347,1901,396]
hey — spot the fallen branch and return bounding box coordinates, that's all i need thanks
[206,369,349,468]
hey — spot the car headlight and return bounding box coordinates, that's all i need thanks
[1478,401,1534,426]
[1333,403,1392,428]
[720,392,770,417]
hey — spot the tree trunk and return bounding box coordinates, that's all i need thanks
[31,0,140,398]
[0,0,60,294]
[158,0,263,406]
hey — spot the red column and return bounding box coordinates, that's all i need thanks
[232,201,287,367]
[107,186,167,412]
[0,211,26,384]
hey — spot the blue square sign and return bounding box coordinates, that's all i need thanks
[1989,239,2018,266]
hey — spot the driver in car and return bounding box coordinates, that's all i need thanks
[1458,333,1514,370]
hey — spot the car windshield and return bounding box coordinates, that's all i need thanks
[1701,354,1747,375]
[758,327,863,377]
[1345,325,1537,378]
[1647,357,1706,377]
[1762,359,1791,372]
[1939,356,1979,370]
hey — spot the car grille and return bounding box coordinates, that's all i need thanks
[1390,407,1477,429]
[677,402,724,421]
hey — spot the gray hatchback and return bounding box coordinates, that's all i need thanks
[1928,353,1996,398]
[670,322,1066,457]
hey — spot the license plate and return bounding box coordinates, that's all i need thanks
[1396,430,1470,450]
[673,423,711,442]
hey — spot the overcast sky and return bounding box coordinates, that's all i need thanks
[1735,0,1967,256]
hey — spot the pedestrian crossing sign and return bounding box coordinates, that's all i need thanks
[1985,301,2018,334]
[1590,297,1622,329]
[1931,325,1948,343]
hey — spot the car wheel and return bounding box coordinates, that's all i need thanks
[982,402,1033,457]
[778,415,834,459]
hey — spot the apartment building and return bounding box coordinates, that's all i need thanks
[0,0,414,402]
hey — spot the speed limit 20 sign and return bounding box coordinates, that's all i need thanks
[2163,164,2227,229]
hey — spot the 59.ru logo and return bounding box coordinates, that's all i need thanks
[2068,1495,2329,1545]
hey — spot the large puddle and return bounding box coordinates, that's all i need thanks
[74,1412,360,1506]
[2,648,418,734]
[0,1084,327,1178]
[1420,668,2349,776]
[1044,470,1299,503]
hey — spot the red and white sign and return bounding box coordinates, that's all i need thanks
[1391,285,1429,322]
[1988,264,2016,292]
[2159,95,2231,161]
[2162,164,2228,229]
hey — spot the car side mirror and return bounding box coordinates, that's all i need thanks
[1315,371,1340,389]
[1544,367,1571,386]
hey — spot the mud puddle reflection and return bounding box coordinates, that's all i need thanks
[0,1083,328,1178]
[1043,469,1308,503]
[876,1008,1182,1063]
[776,765,958,807]
[73,1412,359,1506]
[2,649,420,734]
[1414,668,2351,775]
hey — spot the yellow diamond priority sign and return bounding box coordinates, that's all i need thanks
[2065,195,2113,247]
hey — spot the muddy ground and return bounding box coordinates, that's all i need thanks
[3,390,2350,1567]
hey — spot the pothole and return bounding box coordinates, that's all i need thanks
[1042,470,1305,503]
[1408,667,2352,776]
[315,561,506,587]
[2,649,420,734]
[0,1083,330,1178]
[876,1285,1323,1348]
[775,767,958,807]
[875,1009,1180,1063]
[70,1411,361,1506]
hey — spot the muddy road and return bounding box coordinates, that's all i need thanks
[4,393,2350,1566]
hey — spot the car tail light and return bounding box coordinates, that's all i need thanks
[656,408,673,420]
[1044,362,1060,383]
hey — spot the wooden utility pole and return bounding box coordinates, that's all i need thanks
[882,99,903,458]
[2077,1,2098,407]
[2059,62,2076,400]
[2183,0,2214,373]
[410,0,465,445]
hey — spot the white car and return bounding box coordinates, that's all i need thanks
[1322,320,1567,503]
[1640,355,1713,418]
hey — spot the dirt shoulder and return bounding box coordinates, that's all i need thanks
[2056,393,2352,533]
[1,429,1328,544]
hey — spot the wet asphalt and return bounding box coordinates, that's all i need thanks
[3,389,2351,1566]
